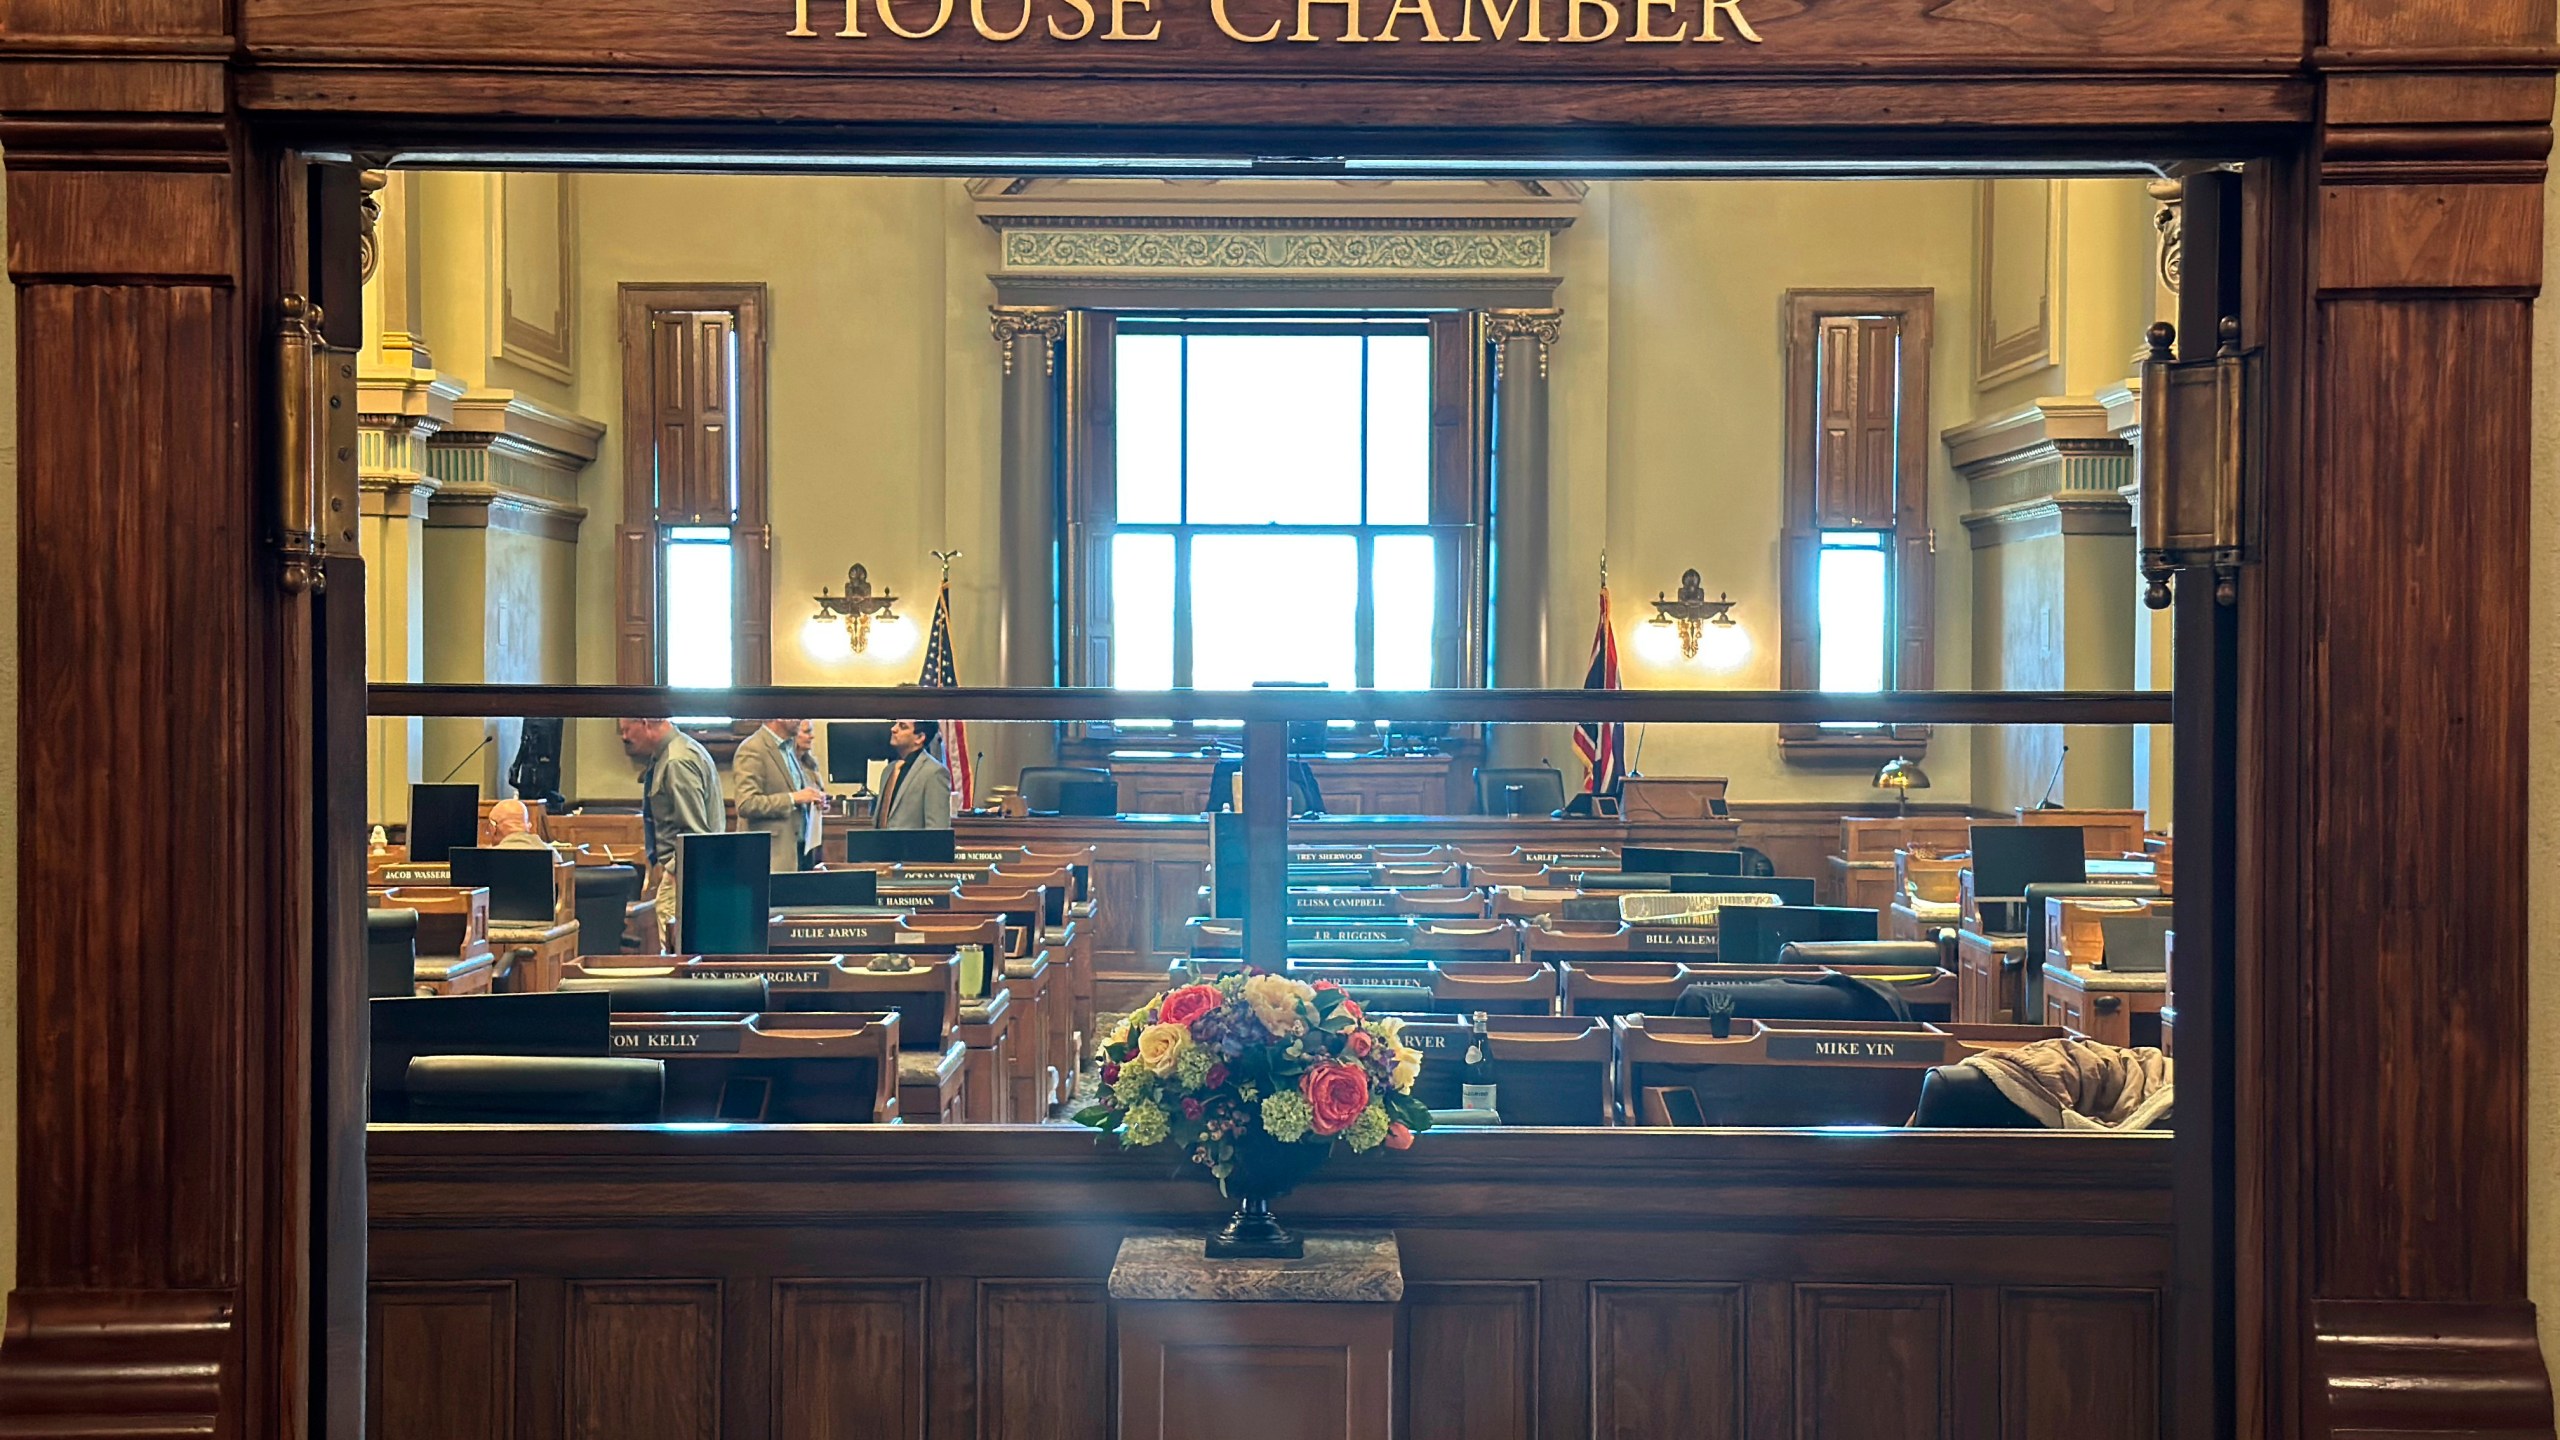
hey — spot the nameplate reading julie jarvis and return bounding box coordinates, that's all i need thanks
[1764,1035,1941,1064]
[788,0,1763,46]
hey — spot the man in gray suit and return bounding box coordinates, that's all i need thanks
[733,717,823,872]
[873,719,953,832]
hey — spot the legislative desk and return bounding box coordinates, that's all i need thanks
[953,812,1746,1010]
[366,1125,2171,1439]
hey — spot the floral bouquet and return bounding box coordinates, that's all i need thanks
[1075,971,1433,1257]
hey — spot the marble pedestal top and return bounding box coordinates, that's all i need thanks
[1108,1229,1403,1304]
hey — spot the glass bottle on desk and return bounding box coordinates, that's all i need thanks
[1461,1011,1498,1114]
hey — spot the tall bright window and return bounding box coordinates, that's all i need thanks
[662,526,738,689]
[1108,320,1441,692]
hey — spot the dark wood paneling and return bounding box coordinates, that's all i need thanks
[1590,1284,1746,1440]
[1794,1285,1949,1440]
[1997,1289,2156,1440]
[566,1282,722,1440]
[371,1282,516,1440]
[980,1282,1111,1440]
[2317,183,2543,291]
[1406,1283,1536,1440]
[774,1281,925,1440]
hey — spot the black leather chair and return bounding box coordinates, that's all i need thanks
[1474,766,1566,816]
[1777,939,1954,971]
[1909,1065,2041,1129]
[367,908,420,999]
[405,1055,665,1123]
[1675,971,1915,1024]
[557,976,770,1014]
[573,864,645,955]
[1019,766,1119,816]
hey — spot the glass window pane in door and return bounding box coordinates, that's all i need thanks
[1364,335,1432,525]
[1184,335,1363,524]
[1372,534,1437,689]
[1111,532,1176,690]
[1189,534,1358,689]
[1816,532,1890,693]
[1115,333,1184,523]
[663,527,736,691]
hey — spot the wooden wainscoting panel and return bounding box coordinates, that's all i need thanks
[1794,1285,1951,1440]
[1996,1289,2157,1440]
[773,1280,926,1440]
[564,1281,722,1440]
[1086,856,1144,965]
[369,1282,516,1440]
[1406,1282,1538,1440]
[979,1281,1111,1440]
[1590,1283,1746,1440]
[1147,856,1210,948]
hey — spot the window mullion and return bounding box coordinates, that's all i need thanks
[1172,526,1195,691]
[1354,530,1376,691]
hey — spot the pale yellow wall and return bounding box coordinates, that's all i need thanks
[562,173,1003,798]
[413,171,581,410]
[1557,179,1982,802]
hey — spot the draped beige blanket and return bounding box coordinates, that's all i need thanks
[1958,1038,2175,1132]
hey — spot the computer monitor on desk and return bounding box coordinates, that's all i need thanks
[1969,825,2087,933]
[826,722,899,790]
[1623,846,1744,876]
[768,868,880,909]
[1715,905,1880,965]
[408,782,479,863]
[842,829,957,864]
[448,846,557,923]
[680,832,772,955]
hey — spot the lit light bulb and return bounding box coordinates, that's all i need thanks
[869,614,919,662]
[1633,620,1685,667]
[803,613,853,664]
[1698,619,1752,671]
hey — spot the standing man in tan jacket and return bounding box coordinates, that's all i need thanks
[734,717,824,873]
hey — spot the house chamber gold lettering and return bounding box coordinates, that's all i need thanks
[790,0,1760,42]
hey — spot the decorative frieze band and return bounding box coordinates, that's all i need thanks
[989,305,1069,377]
[998,225,1551,276]
[1486,307,1564,381]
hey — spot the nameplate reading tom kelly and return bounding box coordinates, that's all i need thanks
[1764,1035,1941,1064]
[612,1027,747,1054]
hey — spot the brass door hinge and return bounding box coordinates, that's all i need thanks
[276,295,361,593]
[2139,318,2259,610]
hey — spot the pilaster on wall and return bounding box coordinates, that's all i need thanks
[2284,16,2558,1435]
[0,10,287,1439]
[1944,399,2139,813]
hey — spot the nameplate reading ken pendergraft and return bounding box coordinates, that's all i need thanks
[697,968,830,987]
[612,1027,748,1054]
[1763,1034,1940,1064]
[787,0,1763,46]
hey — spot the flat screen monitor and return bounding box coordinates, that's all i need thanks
[825,722,899,786]
[447,846,556,923]
[408,782,480,863]
[841,829,958,864]
[1622,846,1744,876]
[1672,873,1817,906]
[1044,778,1120,817]
[768,868,880,909]
[1970,825,2088,898]
[680,832,773,955]
[369,990,612,1119]
[1715,905,1880,965]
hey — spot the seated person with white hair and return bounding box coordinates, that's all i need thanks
[487,798,551,850]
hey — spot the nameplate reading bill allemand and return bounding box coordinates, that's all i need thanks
[612,1027,747,1054]
[1633,929,1719,951]
[1763,1035,1942,1065]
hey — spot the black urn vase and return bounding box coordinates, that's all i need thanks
[1204,1133,1332,1260]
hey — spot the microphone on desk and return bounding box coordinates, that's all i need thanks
[2035,744,2071,810]
[438,734,495,785]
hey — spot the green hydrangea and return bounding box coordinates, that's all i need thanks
[1261,1090,1314,1144]
[1113,1064,1157,1106]
[1175,1045,1216,1089]
[1344,1102,1392,1153]
[1123,1101,1170,1148]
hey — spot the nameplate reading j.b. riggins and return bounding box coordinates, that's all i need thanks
[612,1027,746,1054]
[1764,1035,1941,1064]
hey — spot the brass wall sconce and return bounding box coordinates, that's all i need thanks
[1874,756,1932,817]
[811,564,902,653]
[1648,570,1739,662]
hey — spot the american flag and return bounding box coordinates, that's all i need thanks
[918,575,974,810]
[1575,584,1624,797]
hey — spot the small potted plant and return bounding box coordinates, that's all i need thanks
[1077,972,1433,1258]
[1700,988,1738,1039]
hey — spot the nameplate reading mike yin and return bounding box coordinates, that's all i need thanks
[1764,1035,1941,1064]
[788,0,1763,45]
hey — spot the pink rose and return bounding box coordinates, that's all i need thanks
[1386,1122,1414,1151]
[1205,1063,1229,1088]
[1101,1062,1120,1084]
[1301,1062,1373,1138]
[1348,1031,1374,1056]
[1158,984,1223,1029]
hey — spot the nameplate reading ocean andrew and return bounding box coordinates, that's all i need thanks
[788,0,1764,45]
[1764,1034,1941,1064]
[612,1026,747,1054]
